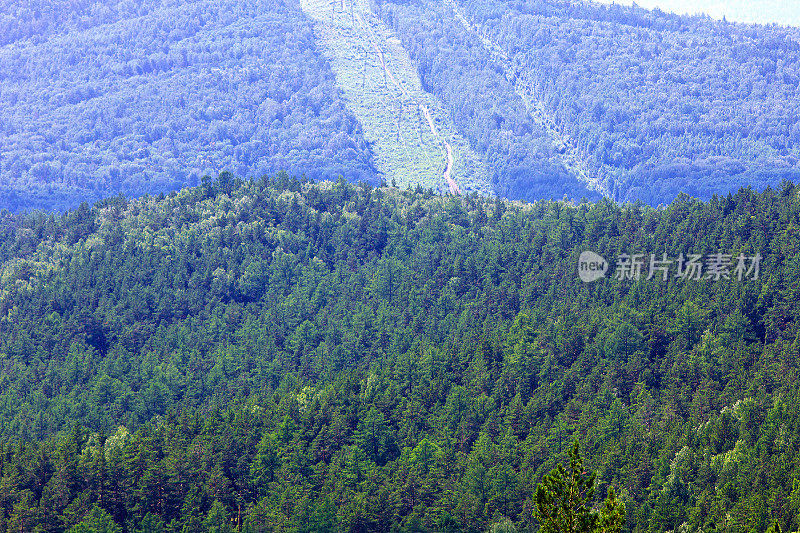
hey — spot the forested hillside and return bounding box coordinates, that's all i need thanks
[1,175,800,531]
[376,0,800,205]
[0,0,378,212]
[373,0,603,203]
[9,0,800,212]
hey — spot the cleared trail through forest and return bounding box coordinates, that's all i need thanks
[420,103,458,193]
[355,12,406,97]
[301,0,489,193]
[356,10,459,194]
[300,0,438,188]
[443,0,610,197]
[421,105,437,136]
[443,141,459,194]
[419,103,458,193]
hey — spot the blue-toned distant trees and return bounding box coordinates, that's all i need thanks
[0,0,379,212]
[380,0,800,205]
[379,0,601,203]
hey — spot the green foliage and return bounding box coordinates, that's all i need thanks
[0,178,799,531]
[534,440,624,533]
[488,518,518,533]
[135,513,165,533]
[203,500,232,533]
[67,505,122,533]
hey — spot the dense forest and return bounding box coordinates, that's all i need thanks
[0,0,378,212]
[0,174,800,531]
[377,0,800,204]
[7,0,800,212]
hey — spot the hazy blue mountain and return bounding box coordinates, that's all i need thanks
[3,0,800,210]
[0,0,378,212]
[375,0,800,204]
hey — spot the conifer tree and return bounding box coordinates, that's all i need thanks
[534,440,624,533]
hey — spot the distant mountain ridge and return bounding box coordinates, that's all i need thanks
[3,0,800,210]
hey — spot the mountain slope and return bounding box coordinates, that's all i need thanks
[457,0,800,203]
[300,0,492,195]
[374,0,604,203]
[377,0,800,204]
[0,0,378,212]
[6,0,800,211]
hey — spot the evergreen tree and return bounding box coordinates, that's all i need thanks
[534,440,624,533]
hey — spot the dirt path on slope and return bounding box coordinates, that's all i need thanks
[420,104,437,136]
[357,11,459,194]
[421,102,458,194]
[356,13,407,98]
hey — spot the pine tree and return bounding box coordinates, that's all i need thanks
[136,512,166,533]
[534,440,624,533]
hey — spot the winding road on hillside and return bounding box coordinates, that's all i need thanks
[417,104,458,193]
[443,141,459,194]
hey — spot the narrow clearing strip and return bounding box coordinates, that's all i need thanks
[444,0,610,197]
[357,10,458,194]
[444,141,459,194]
[301,0,490,193]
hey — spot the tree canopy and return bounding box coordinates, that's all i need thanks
[0,176,798,531]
